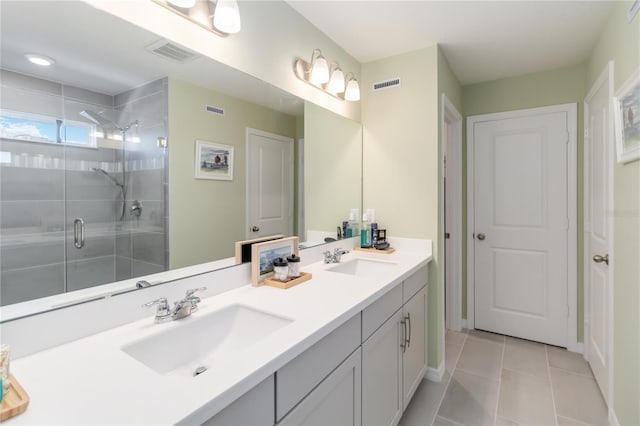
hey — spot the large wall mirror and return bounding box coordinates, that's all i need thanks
[0,1,362,316]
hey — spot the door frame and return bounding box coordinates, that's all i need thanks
[583,61,614,408]
[441,94,463,333]
[466,103,579,351]
[245,127,294,239]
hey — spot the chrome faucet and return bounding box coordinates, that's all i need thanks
[323,248,349,264]
[143,287,207,323]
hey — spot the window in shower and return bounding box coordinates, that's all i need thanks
[0,109,96,147]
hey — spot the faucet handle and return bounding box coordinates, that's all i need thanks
[142,297,171,318]
[185,287,207,298]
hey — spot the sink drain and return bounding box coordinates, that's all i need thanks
[193,366,207,376]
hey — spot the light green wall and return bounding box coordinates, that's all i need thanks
[362,46,441,368]
[304,101,362,235]
[168,78,296,269]
[587,2,640,424]
[461,64,587,342]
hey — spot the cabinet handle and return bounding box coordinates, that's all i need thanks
[400,318,407,353]
[405,313,411,349]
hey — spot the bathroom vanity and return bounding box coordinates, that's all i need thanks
[4,238,431,425]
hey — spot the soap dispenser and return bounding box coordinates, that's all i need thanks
[360,213,372,248]
[347,208,360,237]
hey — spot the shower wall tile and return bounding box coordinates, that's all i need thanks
[128,200,165,229]
[115,256,132,282]
[65,199,120,226]
[129,169,164,201]
[1,263,65,306]
[65,170,121,201]
[114,78,166,107]
[62,85,113,107]
[0,85,64,118]
[0,168,64,200]
[66,256,115,292]
[1,239,64,270]
[132,259,165,277]
[0,200,64,233]
[0,139,65,159]
[0,69,62,97]
[66,234,115,262]
[116,233,132,258]
[132,232,166,266]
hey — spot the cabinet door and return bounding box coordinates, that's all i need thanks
[202,375,274,426]
[402,287,427,409]
[278,348,361,426]
[362,310,403,426]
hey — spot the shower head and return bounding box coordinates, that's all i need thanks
[92,167,124,189]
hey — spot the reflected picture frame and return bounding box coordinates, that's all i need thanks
[613,68,640,164]
[251,236,299,286]
[195,139,234,180]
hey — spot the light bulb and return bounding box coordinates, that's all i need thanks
[213,0,241,34]
[310,53,329,85]
[327,67,345,93]
[345,77,360,101]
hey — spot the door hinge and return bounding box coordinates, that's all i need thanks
[445,232,451,239]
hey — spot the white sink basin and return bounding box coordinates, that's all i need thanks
[327,258,398,277]
[122,305,293,376]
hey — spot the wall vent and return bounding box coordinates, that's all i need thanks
[372,77,401,92]
[145,40,200,63]
[206,105,225,116]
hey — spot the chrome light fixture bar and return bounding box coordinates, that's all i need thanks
[153,0,241,36]
[294,49,360,102]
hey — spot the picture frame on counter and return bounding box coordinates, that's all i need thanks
[251,236,299,286]
[194,139,234,180]
[234,234,284,264]
[613,68,640,164]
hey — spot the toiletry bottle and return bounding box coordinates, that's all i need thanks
[361,213,372,248]
[348,208,360,237]
[366,209,378,247]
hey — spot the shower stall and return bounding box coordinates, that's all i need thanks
[0,70,169,306]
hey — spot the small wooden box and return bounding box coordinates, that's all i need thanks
[263,271,312,289]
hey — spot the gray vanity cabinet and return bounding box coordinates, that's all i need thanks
[402,286,427,409]
[202,375,275,426]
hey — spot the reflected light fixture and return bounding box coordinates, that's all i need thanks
[167,0,196,7]
[344,73,361,101]
[213,0,242,34]
[25,54,55,67]
[327,63,345,94]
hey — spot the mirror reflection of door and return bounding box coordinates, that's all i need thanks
[246,128,293,239]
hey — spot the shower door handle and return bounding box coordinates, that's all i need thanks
[74,218,85,249]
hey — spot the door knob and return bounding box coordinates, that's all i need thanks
[477,233,486,241]
[251,226,260,232]
[593,254,609,265]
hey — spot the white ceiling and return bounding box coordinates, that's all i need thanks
[286,1,616,85]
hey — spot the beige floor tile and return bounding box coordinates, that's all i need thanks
[495,416,520,425]
[497,369,555,425]
[446,329,468,347]
[550,368,608,425]
[547,345,593,376]
[505,336,546,352]
[502,343,549,379]
[468,329,506,344]
[557,415,591,425]
[456,336,504,380]
[437,370,499,426]
[446,340,464,373]
[400,374,451,426]
[433,416,462,426]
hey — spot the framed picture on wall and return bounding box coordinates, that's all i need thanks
[613,68,640,164]
[195,140,234,180]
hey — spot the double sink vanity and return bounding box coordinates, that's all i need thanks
[5,238,432,425]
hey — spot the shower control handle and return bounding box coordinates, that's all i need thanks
[74,218,85,249]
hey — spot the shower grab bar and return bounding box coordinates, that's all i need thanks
[74,218,85,249]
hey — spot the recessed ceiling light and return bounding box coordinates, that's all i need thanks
[25,54,55,67]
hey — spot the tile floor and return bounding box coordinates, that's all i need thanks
[400,329,608,426]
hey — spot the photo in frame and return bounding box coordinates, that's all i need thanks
[613,69,640,163]
[251,236,299,286]
[234,234,284,265]
[195,140,234,180]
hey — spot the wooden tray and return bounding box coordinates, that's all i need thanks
[263,271,312,289]
[0,375,30,422]
[354,246,396,254]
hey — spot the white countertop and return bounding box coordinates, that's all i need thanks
[7,245,431,425]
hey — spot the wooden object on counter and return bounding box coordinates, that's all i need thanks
[263,272,312,289]
[0,375,30,422]
[354,246,396,254]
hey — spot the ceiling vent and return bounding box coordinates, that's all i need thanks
[206,105,225,116]
[372,77,401,92]
[145,40,200,63]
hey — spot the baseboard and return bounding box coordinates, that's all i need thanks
[426,361,445,382]
[460,319,468,330]
[567,341,584,354]
[609,408,619,426]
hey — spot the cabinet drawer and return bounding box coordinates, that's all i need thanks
[362,283,402,342]
[403,263,428,303]
[202,375,274,426]
[276,314,361,421]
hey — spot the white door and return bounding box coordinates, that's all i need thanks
[470,106,574,347]
[585,63,612,403]
[246,128,293,239]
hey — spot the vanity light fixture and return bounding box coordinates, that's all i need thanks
[344,73,361,101]
[327,63,345,94]
[213,0,241,34]
[167,0,196,8]
[25,54,55,67]
[293,50,360,102]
